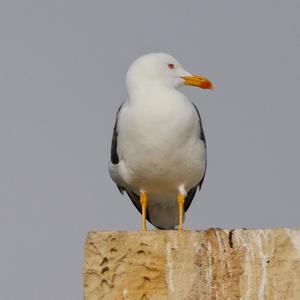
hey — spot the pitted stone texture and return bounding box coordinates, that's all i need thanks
[83,229,300,300]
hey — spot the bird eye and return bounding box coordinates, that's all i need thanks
[168,63,175,70]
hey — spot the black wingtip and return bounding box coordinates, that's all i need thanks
[117,185,124,194]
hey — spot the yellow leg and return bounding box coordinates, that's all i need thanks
[140,191,148,231]
[177,193,185,231]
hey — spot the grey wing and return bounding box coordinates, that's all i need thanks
[109,102,126,194]
[184,102,207,212]
[109,102,152,219]
[192,102,206,147]
[110,103,124,165]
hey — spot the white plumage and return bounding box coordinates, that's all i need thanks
[109,53,212,229]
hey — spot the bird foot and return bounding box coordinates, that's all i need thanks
[177,193,185,231]
[140,191,148,231]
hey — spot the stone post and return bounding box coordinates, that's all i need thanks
[83,229,300,300]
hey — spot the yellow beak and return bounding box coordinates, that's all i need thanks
[181,75,214,90]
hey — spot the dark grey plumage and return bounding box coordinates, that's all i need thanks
[183,103,207,211]
[110,103,124,165]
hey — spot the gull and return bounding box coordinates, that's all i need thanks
[109,53,213,230]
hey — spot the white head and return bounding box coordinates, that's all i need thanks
[126,52,213,91]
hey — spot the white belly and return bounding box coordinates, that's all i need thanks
[117,98,206,198]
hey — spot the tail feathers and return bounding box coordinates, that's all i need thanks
[147,201,181,229]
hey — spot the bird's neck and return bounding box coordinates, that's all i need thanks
[127,83,184,105]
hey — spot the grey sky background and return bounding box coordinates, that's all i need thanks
[0,1,299,299]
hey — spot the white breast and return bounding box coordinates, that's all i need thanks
[116,87,206,198]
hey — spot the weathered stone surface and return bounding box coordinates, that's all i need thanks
[83,229,300,300]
